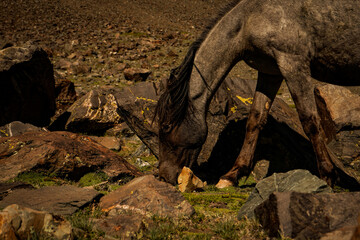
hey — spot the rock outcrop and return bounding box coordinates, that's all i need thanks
[0,42,55,127]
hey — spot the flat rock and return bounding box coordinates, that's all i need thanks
[0,121,47,137]
[0,131,141,182]
[0,204,72,239]
[238,169,332,219]
[100,175,195,218]
[0,185,101,216]
[254,191,360,239]
[0,182,34,201]
[0,42,55,127]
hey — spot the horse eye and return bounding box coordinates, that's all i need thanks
[162,124,172,133]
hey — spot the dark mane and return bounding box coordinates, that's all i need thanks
[155,0,242,129]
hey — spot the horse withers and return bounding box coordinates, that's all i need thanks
[155,0,360,190]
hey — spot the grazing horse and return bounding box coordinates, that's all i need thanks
[155,0,360,189]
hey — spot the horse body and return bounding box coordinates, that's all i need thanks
[157,0,360,189]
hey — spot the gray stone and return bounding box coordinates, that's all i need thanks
[254,191,360,239]
[0,185,102,216]
[238,169,332,219]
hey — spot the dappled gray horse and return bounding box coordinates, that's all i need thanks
[156,0,360,189]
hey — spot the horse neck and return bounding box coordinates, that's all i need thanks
[188,2,245,114]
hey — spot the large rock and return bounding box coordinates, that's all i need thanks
[0,185,101,216]
[315,84,360,180]
[254,191,360,239]
[0,204,72,239]
[60,88,122,134]
[115,78,319,183]
[238,169,332,219]
[0,42,55,127]
[114,82,159,156]
[100,175,195,218]
[0,131,141,182]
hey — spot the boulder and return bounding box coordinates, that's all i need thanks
[100,175,195,218]
[238,169,332,219]
[0,121,47,137]
[64,88,122,134]
[0,204,73,239]
[0,185,101,216]
[254,191,360,239]
[315,84,360,180]
[115,78,319,183]
[0,42,55,127]
[123,67,151,82]
[0,131,141,182]
[178,167,207,193]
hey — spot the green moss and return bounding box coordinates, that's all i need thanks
[10,171,64,188]
[78,172,108,187]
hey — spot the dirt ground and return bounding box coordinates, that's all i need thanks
[1,0,262,94]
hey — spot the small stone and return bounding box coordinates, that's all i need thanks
[123,68,151,82]
[178,167,207,193]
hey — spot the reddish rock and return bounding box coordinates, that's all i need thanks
[0,131,141,182]
[123,68,151,82]
[254,192,360,239]
[100,175,195,218]
[0,182,34,201]
[0,42,55,127]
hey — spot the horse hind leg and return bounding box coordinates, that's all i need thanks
[276,53,360,190]
[216,72,283,188]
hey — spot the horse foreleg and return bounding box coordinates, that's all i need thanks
[277,54,360,190]
[216,72,283,188]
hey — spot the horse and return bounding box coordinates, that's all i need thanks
[155,0,360,190]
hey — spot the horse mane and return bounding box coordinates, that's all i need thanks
[155,0,242,129]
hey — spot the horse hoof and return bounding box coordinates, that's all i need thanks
[215,179,234,189]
